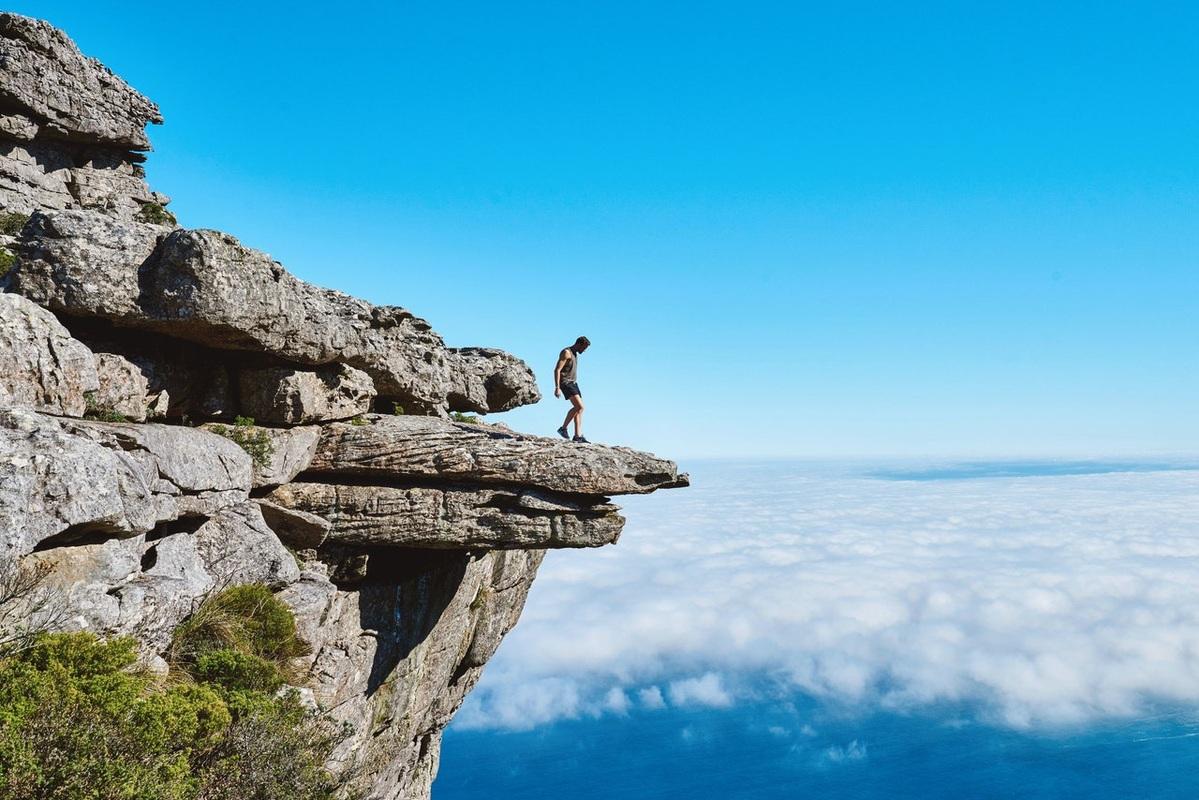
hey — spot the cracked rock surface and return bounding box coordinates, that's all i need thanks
[0,12,687,800]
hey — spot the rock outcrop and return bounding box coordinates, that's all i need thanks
[0,13,686,800]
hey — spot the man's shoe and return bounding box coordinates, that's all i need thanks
[557,426,569,439]
[573,435,590,444]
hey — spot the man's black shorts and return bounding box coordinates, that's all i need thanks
[560,381,581,399]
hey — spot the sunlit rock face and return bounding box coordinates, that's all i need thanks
[0,13,686,799]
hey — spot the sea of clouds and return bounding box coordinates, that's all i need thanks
[454,460,1199,732]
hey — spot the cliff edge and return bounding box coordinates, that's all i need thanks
[0,14,686,800]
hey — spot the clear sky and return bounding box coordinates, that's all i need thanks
[18,1,1198,458]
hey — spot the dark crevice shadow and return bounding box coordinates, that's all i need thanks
[355,547,472,697]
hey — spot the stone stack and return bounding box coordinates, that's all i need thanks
[0,13,686,800]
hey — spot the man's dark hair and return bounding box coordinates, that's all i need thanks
[574,336,591,349]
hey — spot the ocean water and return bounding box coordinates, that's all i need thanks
[433,460,1199,798]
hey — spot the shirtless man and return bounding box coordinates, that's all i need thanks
[554,336,591,443]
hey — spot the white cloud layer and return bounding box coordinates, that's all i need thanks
[454,462,1199,731]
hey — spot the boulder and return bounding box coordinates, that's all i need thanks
[308,415,688,496]
[0,292,98,416]
[265,482,623,549]
[7,210,542,415]
[0,13,161,149]
[24,502,300,653]
[0,408,251,559]
[447,347,540,413]
[92,352,150,421]
[239,363,375,425]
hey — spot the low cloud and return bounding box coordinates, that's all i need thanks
[668,673,733,708]
[456,462,1199,731]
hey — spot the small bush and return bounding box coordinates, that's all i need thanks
[169,584,309,678]
[83,390,129,423]
[391,403,405,415]
[0,212,29,236]
[0,248,14,279]
[450,411,482,425]
[136,202,177,226]
[349,415,368,426]
[209,416,273,469]
[0,629,342,800]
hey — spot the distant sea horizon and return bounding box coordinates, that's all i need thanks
[433,458,1199,798]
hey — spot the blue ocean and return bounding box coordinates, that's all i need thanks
[434,460,1199,798]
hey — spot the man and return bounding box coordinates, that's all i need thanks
[554,335,590,443]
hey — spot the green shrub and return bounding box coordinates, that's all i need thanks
[169,584,309,679]
[450,411,482,425]
[208,417,273,469]
[82,390,129,423]
[349,415,368,426]
[0,248,14,279]
[391,403,405,415]
[0,599,343,799]
[136,202,177,226]
[0,212,28,236]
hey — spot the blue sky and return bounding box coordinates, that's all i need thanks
[20,1,1198,458]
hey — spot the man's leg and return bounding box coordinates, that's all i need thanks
[569,394,584,437]
[560,405,577,432]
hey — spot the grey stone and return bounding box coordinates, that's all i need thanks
[0,13,161,149]
[309,415,689,496]
[257,499,330,549]
[280,548,545,799]
[266,482,622,550]
[0,292,98,416]
[244,424,320,488]
[447,347,540,414]
[93,351,150,421]
[23,502,301,653]
[8,210,541,415]
[239,363,376,425]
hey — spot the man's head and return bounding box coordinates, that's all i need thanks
[573,336,591,353]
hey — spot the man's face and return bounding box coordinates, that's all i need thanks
[577,343,589,353]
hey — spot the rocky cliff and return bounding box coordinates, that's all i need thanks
[0,14,686,799]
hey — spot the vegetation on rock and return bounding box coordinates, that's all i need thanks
[83,390,130,422]
[208,416,274,469]
[136,201,177,226]
[0,585,344,800]
[450,411,482,425]
[0,212,28,236]
[0,248,13,279]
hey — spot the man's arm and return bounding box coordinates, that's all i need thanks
[553,349,568,397]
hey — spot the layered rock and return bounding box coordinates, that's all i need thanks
[266,482,623,549]
[308,415,687,495]
[0,292,97,416]
[0,14,166,218]
[6,210,539,415]
[0,14,687,800]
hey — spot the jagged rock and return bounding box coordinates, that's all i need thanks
[0,409,251,559]
[447,347,541,414]
[239,363,376,425]
[308,415,688,496]
[93,352,150,421]
[24,502,301,652]
[0,292,98,416]
[0,14,161,149]
[257,499,331,549]
[279,548,545,799]
[7,210,541,415]
[242,424,320,488]
[0,408,158,560]
[0,14,163,218]
[266,482,623,550]
[6,210,167,318]
[0,113,38,141]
